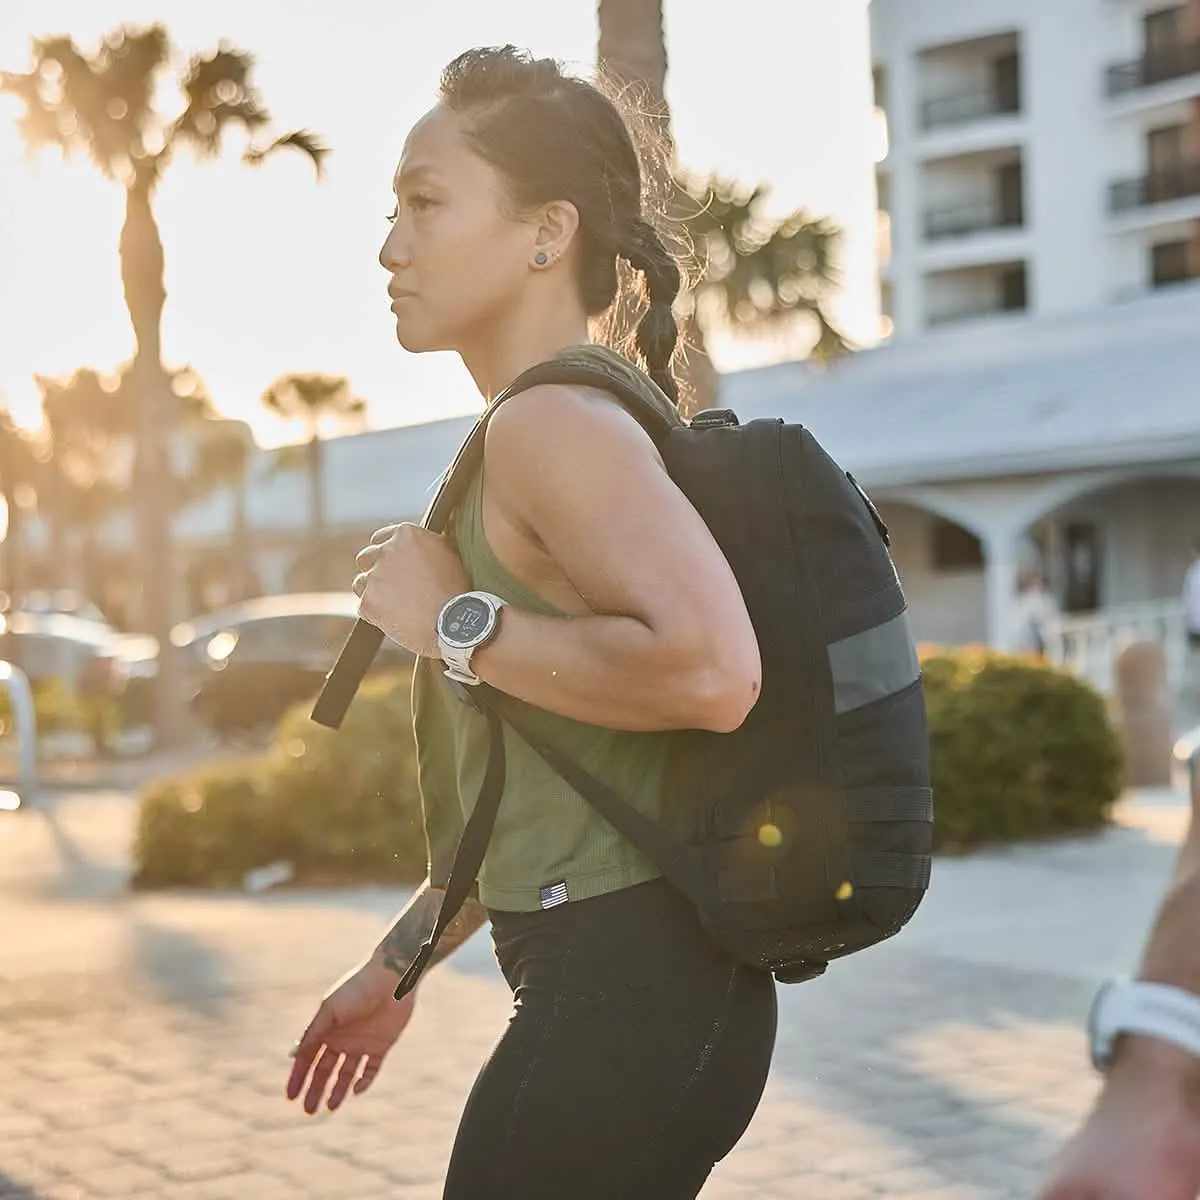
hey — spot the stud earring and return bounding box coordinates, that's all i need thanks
[534,251,549,266]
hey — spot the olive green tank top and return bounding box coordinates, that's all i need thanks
[410,345,681,913]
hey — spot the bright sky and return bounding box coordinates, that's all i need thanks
[0,0,879,447]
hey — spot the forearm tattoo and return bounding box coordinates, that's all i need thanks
[376,882,488,979]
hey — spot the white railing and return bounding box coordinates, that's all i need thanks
[1045,598,1189,700]
[0,659,38,810]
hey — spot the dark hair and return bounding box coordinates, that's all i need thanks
[439,45,683,406]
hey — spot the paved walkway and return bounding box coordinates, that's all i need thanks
[0,777,1193,1199]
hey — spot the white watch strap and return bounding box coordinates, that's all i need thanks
[1099,980,1200,1066]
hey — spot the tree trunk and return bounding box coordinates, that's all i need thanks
[121,176,185,745]
[308,433,327,590]
[676,310,721,417]
[597,0,670,142]
[596,0,721,417]
[1,488,20,605]
[233,472,253,601]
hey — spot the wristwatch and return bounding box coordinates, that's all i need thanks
[1087,977,1200,1072]
[436,591,506,686]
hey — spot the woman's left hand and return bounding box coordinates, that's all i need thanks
[353,523,470,658]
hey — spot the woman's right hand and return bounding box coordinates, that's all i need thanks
[286,959,416,1114]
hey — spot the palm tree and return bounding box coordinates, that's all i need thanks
[596,0,848,414]
[33,368,128,599]
[674,172,850,365]
[260,373,367,589]
[1,25,327,741]
[0,405,39,611]
[189,420,257,603]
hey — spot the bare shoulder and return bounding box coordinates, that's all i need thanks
[483,382,661,470]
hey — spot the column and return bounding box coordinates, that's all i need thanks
[983,528,1019,651]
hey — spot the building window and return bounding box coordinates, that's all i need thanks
[1151,239,1190,286]
[1148,124,1186,173]
[998,263,1028,312]
[931,519,984,571]
[993,51,1021,113]
[1144,7,1183,56]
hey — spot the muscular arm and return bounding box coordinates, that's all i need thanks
[470,385,761,734]
[370,879,488,982]
[1112,781,1200,1095]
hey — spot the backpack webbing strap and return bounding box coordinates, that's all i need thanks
[392,704,507,1001]
[851,850,932,891]
[479,687,706,904]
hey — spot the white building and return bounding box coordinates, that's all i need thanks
[871,0,1200,338]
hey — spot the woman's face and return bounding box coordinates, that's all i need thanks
[379,105,538,354]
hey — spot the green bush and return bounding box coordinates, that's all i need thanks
[922,647,1125,851]
[133,757,276,888]
[0,675,86,737]
[132,669,427,888]
[264,669,427,883]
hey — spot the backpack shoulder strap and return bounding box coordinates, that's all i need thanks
[420,349,677,534]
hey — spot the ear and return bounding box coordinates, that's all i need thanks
[531,199,581,265]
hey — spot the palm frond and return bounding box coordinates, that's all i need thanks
[242,129,329,177]
[0,68,66,158]
[260,374,365,431]
[30,28,168,178]
[169,46,267,160]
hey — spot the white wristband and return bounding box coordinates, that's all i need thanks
[1089,979,1200,1072]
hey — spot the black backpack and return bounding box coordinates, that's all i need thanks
[392,348,933,1000]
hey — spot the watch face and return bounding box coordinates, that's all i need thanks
[440,595,495,648]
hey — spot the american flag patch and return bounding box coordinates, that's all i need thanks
[538,880,569,909]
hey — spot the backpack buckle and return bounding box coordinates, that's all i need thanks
[773,960,828,984]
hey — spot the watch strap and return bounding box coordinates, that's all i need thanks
[1095,980,1200,1069]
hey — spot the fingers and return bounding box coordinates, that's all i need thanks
[286,1006,335,1101]
[352,572,370,599]
[302,1044,341,1115]
[325,1052,364,1113]
[352,1054,384,1097]
[370,524,401,546]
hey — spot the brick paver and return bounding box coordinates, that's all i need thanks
[0,783,1192,1198]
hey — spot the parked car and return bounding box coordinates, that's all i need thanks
[1,588,109,626]
[171,593,412,741]
[0,610,157,697]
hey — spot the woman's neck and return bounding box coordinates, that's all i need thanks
[459,293,591,403]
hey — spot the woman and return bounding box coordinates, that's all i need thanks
[286,46,776,1198]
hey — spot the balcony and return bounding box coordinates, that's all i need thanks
[1109,162,1200,214]
[924,261,1028,328]
[1106,40,1200,97]
[921,88,1020,131]
[924,199,1023,241]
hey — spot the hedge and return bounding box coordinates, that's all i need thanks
[132,648,1126,888]
[132,670,426,889]
[921,647,1124,851]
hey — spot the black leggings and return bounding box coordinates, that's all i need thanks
[443,878,778,1199]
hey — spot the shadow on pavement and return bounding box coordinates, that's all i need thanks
[765,819,1186,1196]
[772,945,1090,1194]
[125,913,236,1018]
[0,1172,47,1198]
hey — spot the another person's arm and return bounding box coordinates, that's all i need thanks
[1037,784,1200,1199]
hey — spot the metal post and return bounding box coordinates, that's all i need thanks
[1173,724,1200,805]
[0,659,37,810]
